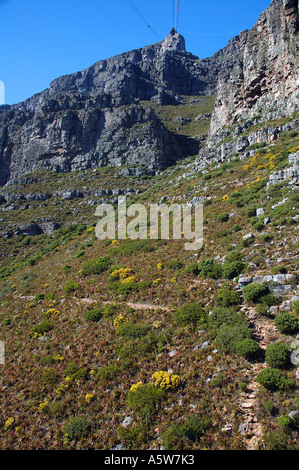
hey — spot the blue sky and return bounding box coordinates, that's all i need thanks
[0,0,272,105]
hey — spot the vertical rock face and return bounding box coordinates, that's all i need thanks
[0,2,298,185]
[210,0,299,136]
[0,31,225,185]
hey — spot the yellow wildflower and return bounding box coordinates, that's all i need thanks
[130,381,143,392]
[121,275,136,284]
[113,314,128,328]
[85,393,94,403]
[4,417,14,428]
[152,371,181,390]
[39,402,49,411]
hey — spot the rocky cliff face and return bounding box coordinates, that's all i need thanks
[0,29,242,186]
[210,0,299,136]
[0,1,298,185]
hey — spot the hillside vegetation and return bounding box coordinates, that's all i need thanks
[0,110,298,450]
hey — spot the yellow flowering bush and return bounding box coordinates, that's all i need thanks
[47,308,60,316]
[157,263,163,270]
[113,314,128,328]
[39,402,50,411]
[85,393,94,403]
[289,145,299,154]
[152,278,161,285]
[152,371,181,390]
[121,275,136,284]
[109,267,134,281]
[53,353,64,362]
[4,417,14,429]
[130,381,143,392]
[55,379,70,396]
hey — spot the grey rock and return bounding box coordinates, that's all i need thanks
[238,423,250,436]
[238,277,253,287]
[256,208,265,218]
[18,221,42,236]
[290,350,299,366]
[243,233,254,240]
[210,0,298,135]
[122,416,133,428]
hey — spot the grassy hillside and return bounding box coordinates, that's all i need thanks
[0,112,298,451]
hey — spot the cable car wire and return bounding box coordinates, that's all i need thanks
[124,0,161,39]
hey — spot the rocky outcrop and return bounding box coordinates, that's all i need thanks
[267,150,299,187]
[0,32,227,186]
[210,0,298,135]
[0,2,298,185]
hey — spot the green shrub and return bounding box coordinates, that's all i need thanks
[102,303,118,317]
[222,260,244,279]
[271,265,288,274]
[81,256,112,276]
[292,301,299,314]
[197,259,223,279]
[179,415,212,442]
[116,322,150,338]
[265,343,290,369]
[62,416,90,441]
[274,313,299,334]
[216,283,240,307]
[256,368,295,391]
[215,323,251,353]
[174,303,207,327]
[35,293,45,302]
[40,368,59,386]
[259,293,282,307]
[97,364,120,382]
[162,424,182,450]
[278,415,293,428]
[232,224,242,232]
[208,306,247,332]
[127,383,163,419]
[83,307,102,322]
[63,362,79,377]
[210,372,227,387]
[184,262,199,275]
[117,424,147,449]
[228,192,243,207]
[260,233,273,243]
[225,250,243,263]
[263,429,297,450]
[253,221,265,231]
[244,205,258,218]
[242,283,269,303]
[165,259,183,270]
[235,338,260,359]
[63,280,80,294]
[217,212,229,223]
[32,319,53,335]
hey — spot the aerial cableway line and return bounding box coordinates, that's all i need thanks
[173,0,181,32]
[124,0,161,39]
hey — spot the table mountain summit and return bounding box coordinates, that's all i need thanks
[0,0,298,185]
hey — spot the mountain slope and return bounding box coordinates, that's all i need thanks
[0,0,298,452]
